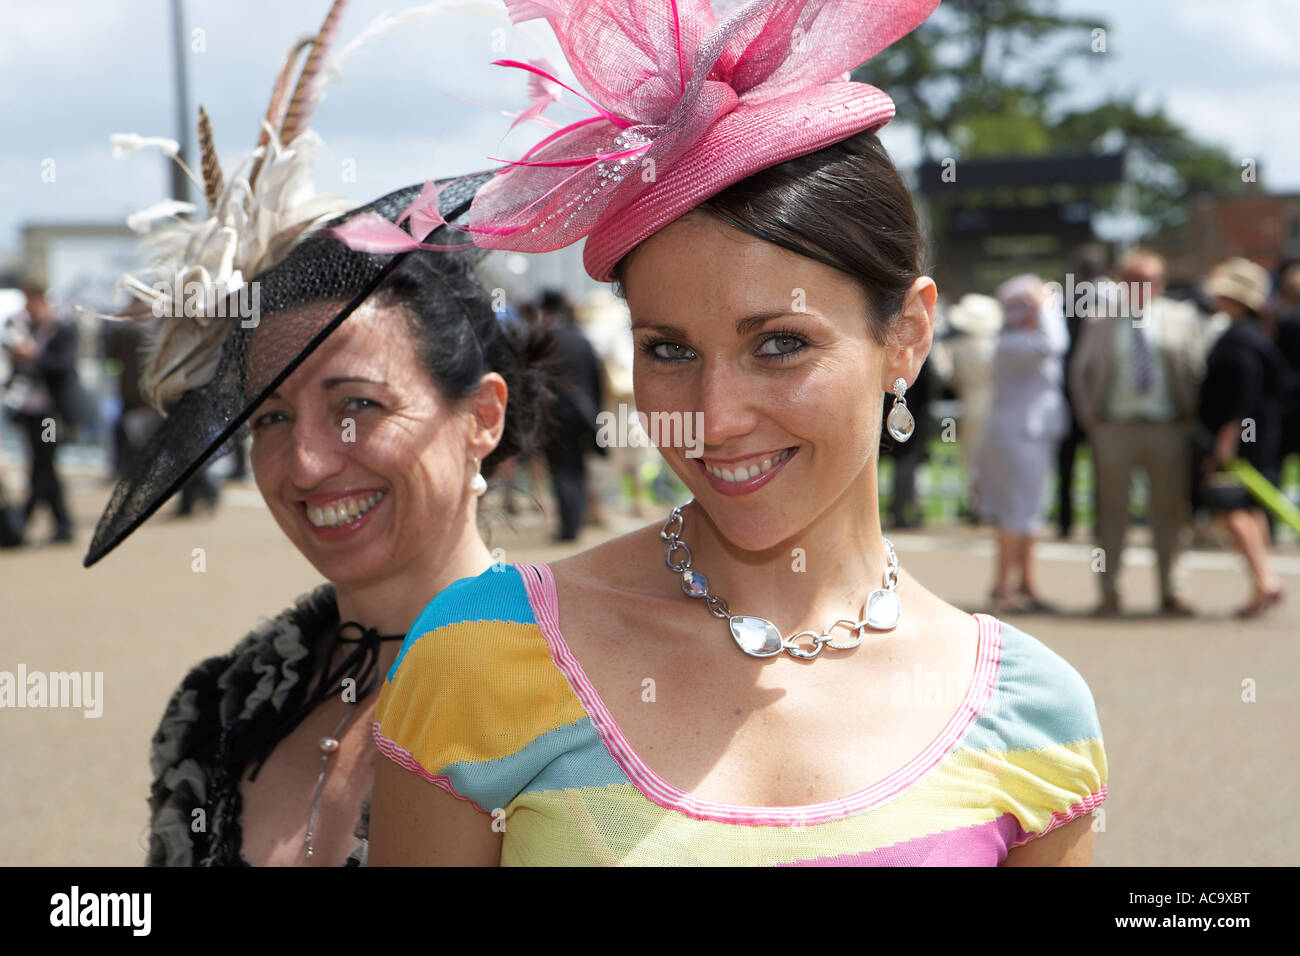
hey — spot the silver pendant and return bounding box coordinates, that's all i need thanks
[863,588,901,630]
[886,403,915,442]
[728,616,784,657]
[663,502,904,662]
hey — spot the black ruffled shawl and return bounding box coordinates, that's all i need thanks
[146,586,341,866]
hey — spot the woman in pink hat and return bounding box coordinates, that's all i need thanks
[366,0,1107,866]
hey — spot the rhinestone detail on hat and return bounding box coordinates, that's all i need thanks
[525,128,653,232]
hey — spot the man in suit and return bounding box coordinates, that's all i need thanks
[3,284,82,543]
[1069,250,1203,616]
[1056,244,1110,539]
[539,289,605,541]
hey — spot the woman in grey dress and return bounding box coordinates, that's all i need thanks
[977,275,1070,613]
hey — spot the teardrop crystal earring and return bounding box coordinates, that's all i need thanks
[470,457,487,496]
[886,377,915,442]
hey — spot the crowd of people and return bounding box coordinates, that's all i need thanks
[927,249,1300,619]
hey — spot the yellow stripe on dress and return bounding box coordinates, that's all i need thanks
[375,618,588,772]
[945,737,1108,835]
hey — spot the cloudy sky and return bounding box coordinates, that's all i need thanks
[1,0,1297,258]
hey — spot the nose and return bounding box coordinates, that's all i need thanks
[696,356,759,452]
[288,412,347,489]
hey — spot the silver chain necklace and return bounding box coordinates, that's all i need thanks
[660,501,902,660]
[304,708,350,860]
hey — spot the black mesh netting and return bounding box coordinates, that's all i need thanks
[84,171,494,567]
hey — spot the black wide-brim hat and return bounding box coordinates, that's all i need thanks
[84,172,493,567]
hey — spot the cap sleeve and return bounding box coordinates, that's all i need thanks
[372,564,587,815]
[961,621,1108,848]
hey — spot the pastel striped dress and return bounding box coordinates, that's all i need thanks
[373,563,1108,865]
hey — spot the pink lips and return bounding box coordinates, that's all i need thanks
[695,447,797,497]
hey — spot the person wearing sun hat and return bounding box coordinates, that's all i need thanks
[1196,256,1292,618]
[368,0,1107,866]
[934,293,1002,520]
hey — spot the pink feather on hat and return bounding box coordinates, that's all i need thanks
[462,0,939,281]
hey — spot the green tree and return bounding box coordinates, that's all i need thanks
[1051,98,1247,231]
[854,0,1099,161]
[854,0,1248,232]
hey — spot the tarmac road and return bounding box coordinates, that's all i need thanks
[2,475,1297,866]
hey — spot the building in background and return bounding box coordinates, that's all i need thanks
[1157,193,1300,286]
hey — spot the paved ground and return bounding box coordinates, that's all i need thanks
[2,470,1297,866]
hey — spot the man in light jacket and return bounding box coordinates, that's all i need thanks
[1069,249,1203,616]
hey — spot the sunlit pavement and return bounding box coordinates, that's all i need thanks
[2,473,1296,866]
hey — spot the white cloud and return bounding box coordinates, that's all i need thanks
[1171,0,1300,69]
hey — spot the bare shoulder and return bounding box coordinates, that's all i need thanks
[549,521,666,596]
[898,568,981,645]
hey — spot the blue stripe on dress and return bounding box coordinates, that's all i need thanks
[440,717,629,811]
[390,564,534,677]
[960,621,1104,753]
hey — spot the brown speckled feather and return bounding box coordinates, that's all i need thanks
[197,106,223,213]
[248,36,313,186]
[279,0,349,148]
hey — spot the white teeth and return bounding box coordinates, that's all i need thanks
[306,492,384,528]
[705,450,791,483]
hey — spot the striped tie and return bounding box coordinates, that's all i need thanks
[1132,319,1153,393]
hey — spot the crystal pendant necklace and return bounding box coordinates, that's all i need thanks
[660,501,901,661]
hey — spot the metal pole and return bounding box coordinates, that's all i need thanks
[169,0,192,205]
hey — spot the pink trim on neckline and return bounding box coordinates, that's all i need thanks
[516,562,1004,827]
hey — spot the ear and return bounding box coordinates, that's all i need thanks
[466,372,508,461]
[883,276,936,393]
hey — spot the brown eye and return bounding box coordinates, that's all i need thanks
[252,410,289,429]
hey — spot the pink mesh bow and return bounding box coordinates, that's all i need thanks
[464,0,938,274]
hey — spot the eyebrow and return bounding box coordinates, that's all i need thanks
[322,376,390,389]
[631,311,808,338]
[264,376,390,401]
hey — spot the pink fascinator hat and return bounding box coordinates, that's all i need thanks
[465,0,940,281]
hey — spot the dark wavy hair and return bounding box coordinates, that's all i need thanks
[372,251,554,476]
[612,130,927,344]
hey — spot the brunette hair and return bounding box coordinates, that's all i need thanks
[373,251,554,477]
[612,130,927,344]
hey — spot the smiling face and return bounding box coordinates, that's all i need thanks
[622,211,933,552]
[247,300,478,589]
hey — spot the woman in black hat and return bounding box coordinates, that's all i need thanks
[93,184,553,867]
[87,1,554,864]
